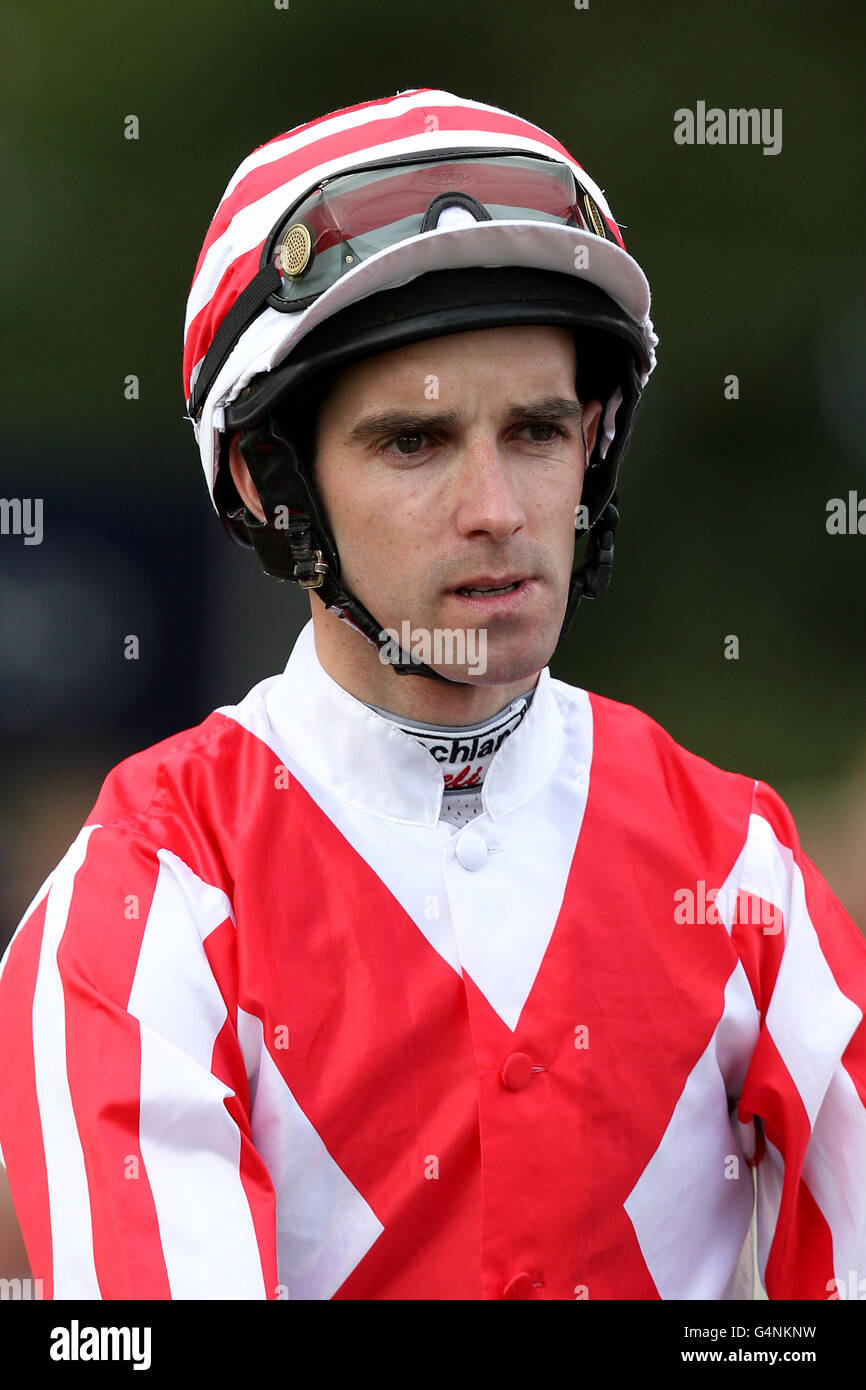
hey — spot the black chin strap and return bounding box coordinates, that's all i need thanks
[235,417,453,681]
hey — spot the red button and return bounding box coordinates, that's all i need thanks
[501,1052,534,1091]
[503,1272,535,1300]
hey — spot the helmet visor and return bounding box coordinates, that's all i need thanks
[262,151,615,312]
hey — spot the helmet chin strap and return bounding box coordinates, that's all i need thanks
[234,416,453,682]
[233,361,636,684]
[334,501,618,685]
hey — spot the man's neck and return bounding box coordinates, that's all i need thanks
[364,689,535,829]
[309,606,540,724]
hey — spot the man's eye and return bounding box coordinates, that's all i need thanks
[383,431,428,456]
[521,422,566,443]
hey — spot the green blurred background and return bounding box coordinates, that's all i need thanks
[1,0,864,940]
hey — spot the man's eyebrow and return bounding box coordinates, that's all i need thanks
[343,396,584,446]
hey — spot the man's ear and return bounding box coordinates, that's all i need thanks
[581,399,604,461]
[228,434,266,523]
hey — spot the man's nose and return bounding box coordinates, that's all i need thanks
[452,434,526,541]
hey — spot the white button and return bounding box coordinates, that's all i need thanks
[456,830,488,871]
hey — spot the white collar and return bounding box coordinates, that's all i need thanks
[261,620,565,827]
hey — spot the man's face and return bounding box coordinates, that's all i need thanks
[310,324,603,689]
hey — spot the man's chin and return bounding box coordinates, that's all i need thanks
[425,633,556,688]
[373,599,564,687]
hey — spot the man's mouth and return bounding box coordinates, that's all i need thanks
[454,576,526,598]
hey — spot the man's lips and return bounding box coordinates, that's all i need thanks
[450,574,531,596]
[446,576,538,612]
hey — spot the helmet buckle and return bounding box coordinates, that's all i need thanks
[294,550,328,588]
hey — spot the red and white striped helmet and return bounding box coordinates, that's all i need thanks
[182,88,658,508]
